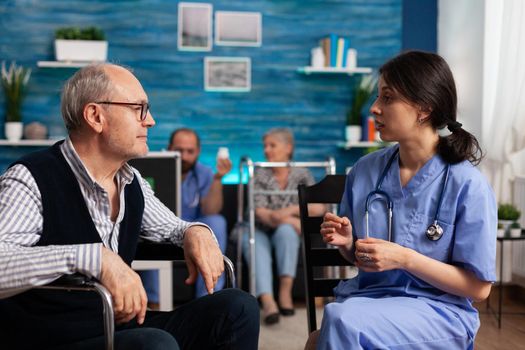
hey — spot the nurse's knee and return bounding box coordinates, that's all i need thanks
[323,302,360,331]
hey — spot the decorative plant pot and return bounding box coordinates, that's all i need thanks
[510,228,522,238]
[345,125,362,143]
[497,228,506,238]
[55,39,108,62]
[498,220,513,237]
[5,121,23,141]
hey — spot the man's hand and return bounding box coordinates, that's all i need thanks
[183,225,224,295]
[99,247,147,325]
[215,158,232,179]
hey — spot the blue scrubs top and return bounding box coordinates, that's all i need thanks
[181,162,213,221]
[336,145,497,335]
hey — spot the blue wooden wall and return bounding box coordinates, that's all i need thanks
[0,0,402,181]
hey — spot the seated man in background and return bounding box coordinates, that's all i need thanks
[139,128,231,300]
[0,63,258,350]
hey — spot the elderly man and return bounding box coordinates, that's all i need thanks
[0,64,259,350]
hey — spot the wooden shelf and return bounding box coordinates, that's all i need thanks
[337,141,389,150]
[297,66,373,75]
[0,139,58,146]
[37,61,94,68]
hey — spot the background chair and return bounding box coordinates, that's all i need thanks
[37,242,235,350]
[298,174,350,333]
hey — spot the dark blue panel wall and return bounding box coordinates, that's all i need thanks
[0,0,402,180]
[402,0,437,52]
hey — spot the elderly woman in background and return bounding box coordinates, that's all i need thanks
[243,128,324,325]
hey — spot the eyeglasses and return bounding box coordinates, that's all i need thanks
[96,101,150,121]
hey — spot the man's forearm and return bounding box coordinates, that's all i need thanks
[0,242,101,298]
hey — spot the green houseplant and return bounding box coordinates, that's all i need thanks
[54,26,108,62]
[498,203,521,237]
[55,26,105,41]
[345,74,377,142]
[1,61,31,141]
[498,203,521,221]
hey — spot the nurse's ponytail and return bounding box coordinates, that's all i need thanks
[437,121,483,166]
[379,50,483,165]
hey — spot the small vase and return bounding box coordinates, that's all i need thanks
[345,125,362,143]
[5,121,23,141]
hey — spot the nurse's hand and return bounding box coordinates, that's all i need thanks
[320,212,353,248]
[354,237,409,272]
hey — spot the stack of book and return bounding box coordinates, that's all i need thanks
[319,34,353,68]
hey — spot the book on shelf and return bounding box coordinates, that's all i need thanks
[321,38,330,67]
[329,33,338,67]
[318,34,353,69]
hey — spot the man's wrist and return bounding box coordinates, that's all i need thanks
[183,223,217,245]
[213,173,224,181]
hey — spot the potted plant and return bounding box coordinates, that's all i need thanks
[345,74,376,142]
[498,203,521,236]
[1,61,31,141]
[497,223,505,238]
[54,26,108,62]
[510,221,522,238]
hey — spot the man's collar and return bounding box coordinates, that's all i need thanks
[60,137,134,190]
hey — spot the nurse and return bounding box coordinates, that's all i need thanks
[309,51,497,349]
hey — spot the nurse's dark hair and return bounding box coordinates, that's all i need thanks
[379,50,483,165]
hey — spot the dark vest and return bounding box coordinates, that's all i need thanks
[0,142,144,349]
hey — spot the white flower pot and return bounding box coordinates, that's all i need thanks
[497,228,506,238]
[498,220,513,236]
[345,125,362,143]
[5,121,23,141]
[510,228,522,238]
[55,39,108,62]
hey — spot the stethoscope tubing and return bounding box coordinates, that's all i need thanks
[364,148,450,242]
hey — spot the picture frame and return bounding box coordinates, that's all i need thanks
[178,2,212,51]
[215,11,262,47]
[204,57,251,92]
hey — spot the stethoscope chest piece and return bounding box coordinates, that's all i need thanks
[426,221,444,241]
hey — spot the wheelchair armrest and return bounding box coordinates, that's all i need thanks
[47,273,96,287]
[37,273,115,350]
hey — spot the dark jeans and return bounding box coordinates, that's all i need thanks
[55,289,259,350]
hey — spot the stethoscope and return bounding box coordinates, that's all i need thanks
[365,148,451,242]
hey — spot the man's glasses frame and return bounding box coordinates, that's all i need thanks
[96,101,150,121]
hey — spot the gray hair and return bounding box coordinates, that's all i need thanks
[263,127,295,158]
[60,64,115,132]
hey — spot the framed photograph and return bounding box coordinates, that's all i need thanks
[178,2,212,51]
[215,11,262,47]
[204,57,251,92]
